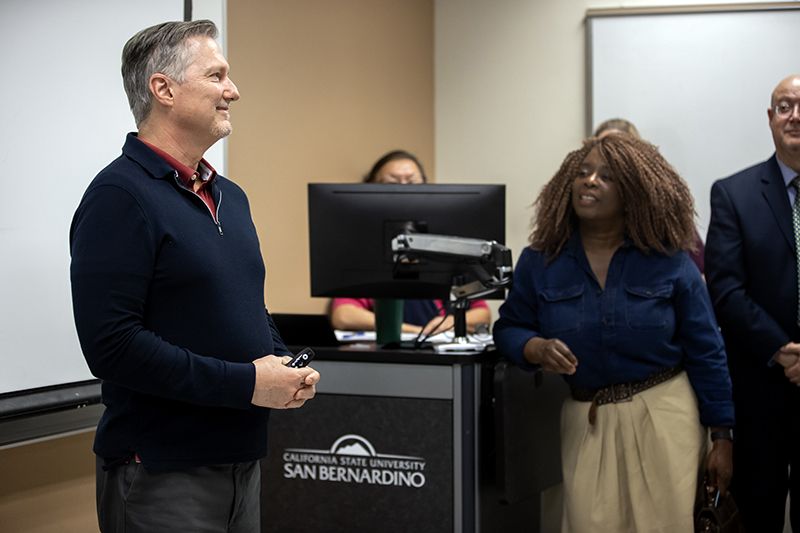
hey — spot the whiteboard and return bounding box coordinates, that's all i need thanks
[0,0,224,397]
[587,5,800,236]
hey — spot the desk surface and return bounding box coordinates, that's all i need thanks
[288,342,499,366]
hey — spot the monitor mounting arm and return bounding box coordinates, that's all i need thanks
[391,233,513,352]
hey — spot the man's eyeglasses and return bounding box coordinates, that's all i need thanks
[774,102,800,119]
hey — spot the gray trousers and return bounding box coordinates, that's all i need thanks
[96,457,260,533]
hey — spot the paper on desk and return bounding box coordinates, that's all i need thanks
[334,330,493,346]
[335,330,376,342]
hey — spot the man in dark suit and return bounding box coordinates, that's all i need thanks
[706,74,800,532]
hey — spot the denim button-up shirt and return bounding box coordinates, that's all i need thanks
[494,233,734,427]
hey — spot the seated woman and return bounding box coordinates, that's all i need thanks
[493,134,733,532]
[330,150,491,335]
[593,118,706,273]
[363,149,427,184]
[332,297,489,335]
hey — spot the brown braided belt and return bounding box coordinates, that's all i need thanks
[570,363,684,425]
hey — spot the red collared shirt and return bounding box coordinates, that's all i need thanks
[138,138,218,218]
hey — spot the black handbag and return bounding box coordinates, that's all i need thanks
[694,475,745,533]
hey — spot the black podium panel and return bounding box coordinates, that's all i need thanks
[261,393,453,533]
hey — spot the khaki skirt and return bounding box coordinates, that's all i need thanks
[560,372,707,533]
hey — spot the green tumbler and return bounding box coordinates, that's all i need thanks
[374,299,404,345]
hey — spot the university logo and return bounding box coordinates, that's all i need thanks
[281,434,428,488]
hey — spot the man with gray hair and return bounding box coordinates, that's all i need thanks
[70,20,319,532]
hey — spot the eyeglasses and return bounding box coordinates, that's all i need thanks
[774,102,800,119]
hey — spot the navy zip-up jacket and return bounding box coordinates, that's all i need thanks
[70,133,291,470]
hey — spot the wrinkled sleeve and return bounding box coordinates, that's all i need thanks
[70,185,255,410]
[267,310,293,358]
[674,254,735,427]
[493,248,542,371]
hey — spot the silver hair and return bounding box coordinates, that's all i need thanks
[121,20,218,127]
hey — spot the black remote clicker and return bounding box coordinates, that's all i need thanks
[286,347,315,368]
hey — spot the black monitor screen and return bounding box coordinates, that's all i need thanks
[308,183,506,300]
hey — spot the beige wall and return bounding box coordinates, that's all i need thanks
[227,0,435,314]
[0,431,98,533]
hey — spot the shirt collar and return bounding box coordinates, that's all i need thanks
[567,230,634,257]
[776,154,799,188]
[136,137,217,188]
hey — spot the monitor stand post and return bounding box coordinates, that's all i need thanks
[433,297,488,354]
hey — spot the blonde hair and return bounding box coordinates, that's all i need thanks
[593,118,641,139]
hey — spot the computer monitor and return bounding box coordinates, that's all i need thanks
[308,183,506,300]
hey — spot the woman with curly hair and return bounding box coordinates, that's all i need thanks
[493,134,734,532]
[593,118,708,274]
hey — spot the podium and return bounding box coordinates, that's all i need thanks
[260,344,568,533]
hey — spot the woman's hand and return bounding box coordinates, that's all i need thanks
[706,432,733,496]
[523,337,578,374]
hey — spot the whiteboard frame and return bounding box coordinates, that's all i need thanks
[586,2,800,136]
[585,3,800,236]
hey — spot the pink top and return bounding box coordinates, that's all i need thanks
[331,298,489,313]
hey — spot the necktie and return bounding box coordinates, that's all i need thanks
[793,176,800,325]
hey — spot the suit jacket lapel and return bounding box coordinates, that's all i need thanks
[762,154,795,252]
